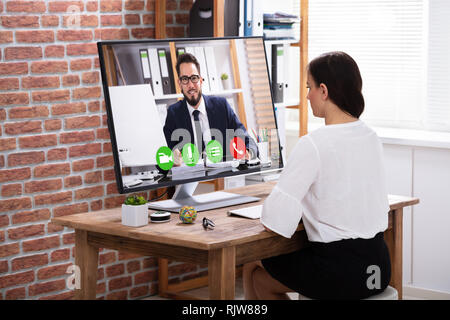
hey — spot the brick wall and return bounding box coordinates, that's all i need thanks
[0,0,201,300]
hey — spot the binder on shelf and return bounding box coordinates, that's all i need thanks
[244,0,253,36]
[252,0,263,36]
[239,0,245,36]
[204,46,219,92]
[139,49,152,87]
[194,47,210,93]
[176,47,186,57]
[185,47,195,55]
[157,48,174,95]
[271,44,284,103]
[148,48,163,97]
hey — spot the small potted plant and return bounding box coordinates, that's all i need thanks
[221,73,230,90]
[121,195,148,227]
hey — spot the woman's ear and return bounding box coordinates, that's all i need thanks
[319,83,328,100]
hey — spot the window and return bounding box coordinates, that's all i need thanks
[308,0,450,132]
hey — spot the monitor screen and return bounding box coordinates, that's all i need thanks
[98,36,283,194]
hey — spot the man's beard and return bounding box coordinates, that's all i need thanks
[182,88,202,107]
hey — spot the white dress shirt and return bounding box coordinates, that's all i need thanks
[186,97,212,150]
[261,120,390,242]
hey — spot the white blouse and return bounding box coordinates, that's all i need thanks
[261,120,390,242]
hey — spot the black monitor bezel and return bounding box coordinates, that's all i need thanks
[97,36,284,194]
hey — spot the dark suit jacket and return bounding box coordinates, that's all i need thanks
[163,95,258,160]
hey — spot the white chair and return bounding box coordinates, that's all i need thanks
[298,286,398,300]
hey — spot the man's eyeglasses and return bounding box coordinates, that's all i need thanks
[179,75,201,85]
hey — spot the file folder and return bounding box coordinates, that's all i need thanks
[271,44,284,103]
[157,48,174,95]
[139,49,152,87]
[244,0,253,36]
[239,0,245,36]
[176,47,186,57]
[194,47,210,93]
[148,48,163,97]
[204,46,219,92]
[252,0,263,36]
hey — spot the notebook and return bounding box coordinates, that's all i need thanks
[227,205,262,219]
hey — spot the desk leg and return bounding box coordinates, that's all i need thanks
[75,230,99,300]
[208,247,235,300]
[386,208,403,300]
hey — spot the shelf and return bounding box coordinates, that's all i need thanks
[154,89,243,101]
[275,100,300,109]
[264,39,300,46]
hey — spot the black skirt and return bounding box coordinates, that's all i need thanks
[261,232,391,300]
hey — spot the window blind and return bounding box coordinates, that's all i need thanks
[308,0,427,129]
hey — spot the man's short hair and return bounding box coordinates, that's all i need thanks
[176,53,201,77]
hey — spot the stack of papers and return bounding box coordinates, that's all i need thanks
[263,12,300,40]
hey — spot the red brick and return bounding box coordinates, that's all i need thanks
[8,224,44,241]
[51,248,70,262]
[47,148,67,161]
[0,230,4,242]
[29,279,66,296]
[22,76,60,89]
[48,1,84,12]
[0,31,13,43]
[72,87,101,99]
[6,1,46,13]
[106,182,118,195]
[62,233,75,245]
[53,202,88,217]
[0,109,5,121]
[134,270,158,285]
[99,251,116,265]
[19,134,57,148]
[90,199,103,211]
[39,291,75,300]
[37,262,71,280]
[47,222,64,233]
[131,28,155,39]
[142,14,154,25]
[106,263,125,277]
[65,115,100,129]
[62,74,80,87]
[87,1,98,11]
[108,276,131,291]
[32,90,70,103]
[67,43,97,56]
[23,237,59,255]
[118,251,142,261]
[5,287,26,300]
[0,167,31,183]
[0,270,34,289]
[167,26,185,38]
[72,159,94,172]
[9,106,49,119]
[62,15,99,27]
[0,197,32,213]
[31,61,67,74]
[0,77,19,90]
[129,285,149,299]
[11,208,50,224]
[7,151,45,166]
[82,71,99,84]
[63,175,82,188]
[96,128,110,140]
[97,28,130,40]
[146,0,155,11]
[24,179,62,193]
[4,121,42,135]
[34,163,70,178]
[60,130,95,144]
[175,13,189,24]
[127,260,141,273]
[69,143,102,157]
[44,119,62,131]
[34,191,72,206]
[41,15,59,27]
[167,0,178,10]
[104,195,126,209]
[101,15,122,26]
[0,156,4,169]
[100,0,122,12]
[0,62,28,75]
[96,155,114,168]
[0,92,29,106]
[0,243,19,258]
[4,47,42,60]
[87,101,100,112]
[2,15,39,28]
[125,0,145,10]
[57,30,93,42]
[12,253,48,271]
[1,183,22,197]
[0,215,9,227]
[16,30,54,43]
[75,185,104,200]
[52,102,86,116]
[70,58,92,71]
[84,171,102,184]
[125,14,140,25]
[45,45,65,58]
[0,138,16,151]
[94,57,100,69]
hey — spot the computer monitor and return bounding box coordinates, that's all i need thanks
[98,36,284,212]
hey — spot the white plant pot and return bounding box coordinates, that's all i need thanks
[222,79,230,90]
[121,204,148,227]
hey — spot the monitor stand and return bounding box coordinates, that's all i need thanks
[147,182,260,213]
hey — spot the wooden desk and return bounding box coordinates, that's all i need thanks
[51,182,419,300]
